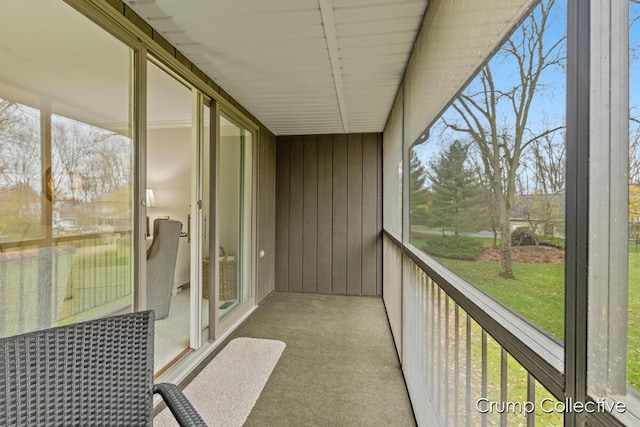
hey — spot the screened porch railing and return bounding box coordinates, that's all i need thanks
[0,232,132,338]
[384,231,566,426]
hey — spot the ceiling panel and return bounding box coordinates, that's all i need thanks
[124,0,429,135]
[334,3,427,23]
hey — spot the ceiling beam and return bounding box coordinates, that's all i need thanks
[318,0,349,133]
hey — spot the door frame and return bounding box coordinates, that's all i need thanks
[144,55,206,356]
[211,104,259,340]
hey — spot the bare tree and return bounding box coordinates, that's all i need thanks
[481,176,501,247]
[522,128,566,236]
[0,102,41,191]
[630,4,640,184]
[530,129,565,194]
[0,100,14,130]
[631,119,640,184]
[443,0,564,278]
[51,118,115,204]
[77,135,133,202]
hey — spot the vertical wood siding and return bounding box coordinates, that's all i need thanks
[302,136,318,293]
[257,128,276,304]
[316,135,333,294]
[275,133,382,296]
[361,133,379,296]
[332,135,349,295]
[288,137,304,293]
[347,134,363,295]
[275,138,290,292]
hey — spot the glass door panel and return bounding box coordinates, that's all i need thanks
[201,103,211,333]
[146,60,193,373]
[218,114,252,321]
[0,1,134,338]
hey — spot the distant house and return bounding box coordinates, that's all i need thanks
[53,189,131,234]
[510,190,566,238]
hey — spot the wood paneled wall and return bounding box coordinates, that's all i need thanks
[257,128,277,304]
[276,133,382,296]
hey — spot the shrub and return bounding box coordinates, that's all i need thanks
[511,228,538,246]
[420,235,485,261]
[538,236,565,249]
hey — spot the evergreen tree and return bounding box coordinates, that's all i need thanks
[426,141,482,235]
[409,150,430,227]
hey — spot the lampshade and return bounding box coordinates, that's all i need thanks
[146,189,156,208]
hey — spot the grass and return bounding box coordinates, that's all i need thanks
[628,249,640,388]
[538,235,566,249]
[429,290,563,425]
[412,233,640,392]
[61,238,132,319]
[419,235,486,260]
[1,238,133,337]
[438,258,565,340]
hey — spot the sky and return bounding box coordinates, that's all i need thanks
[412,0,568,183]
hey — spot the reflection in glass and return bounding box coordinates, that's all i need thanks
[201,104,211,332]
[0,1,134,338]
[410,0,566,340]
[219,114,252,320]
[146,60,193,373]
[630,0,640,392]
[0,100,42,243]
[51,114,132,237]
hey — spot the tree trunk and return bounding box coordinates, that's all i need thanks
[497,197,515,279]
[499,223,514,278]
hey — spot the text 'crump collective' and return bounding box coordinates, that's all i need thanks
[475,398,627,415]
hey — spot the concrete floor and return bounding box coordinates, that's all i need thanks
[211,291,416,426]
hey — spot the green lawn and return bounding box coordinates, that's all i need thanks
[437,258,565,340]
[1,237,133,337]
[628,249,640,388]
[413,234,640,391]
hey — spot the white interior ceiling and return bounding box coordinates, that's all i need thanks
[124,0,429,135]
[0,0,132,131]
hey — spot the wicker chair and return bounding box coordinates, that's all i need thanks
[0,310,206,427]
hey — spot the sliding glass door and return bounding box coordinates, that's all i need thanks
[146,59,195,373]
[200,102,211,335]
[144,59,259,370]
[216,112,255,333]
[0,0,135,338]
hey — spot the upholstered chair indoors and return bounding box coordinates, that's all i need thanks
[146,219,182,320]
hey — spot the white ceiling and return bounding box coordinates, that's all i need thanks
[123,0,428,135]
[0,0,133,131]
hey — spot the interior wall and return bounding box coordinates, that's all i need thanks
[147,126,191,232]
[275,133,382,296]
[146,126,192,288]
